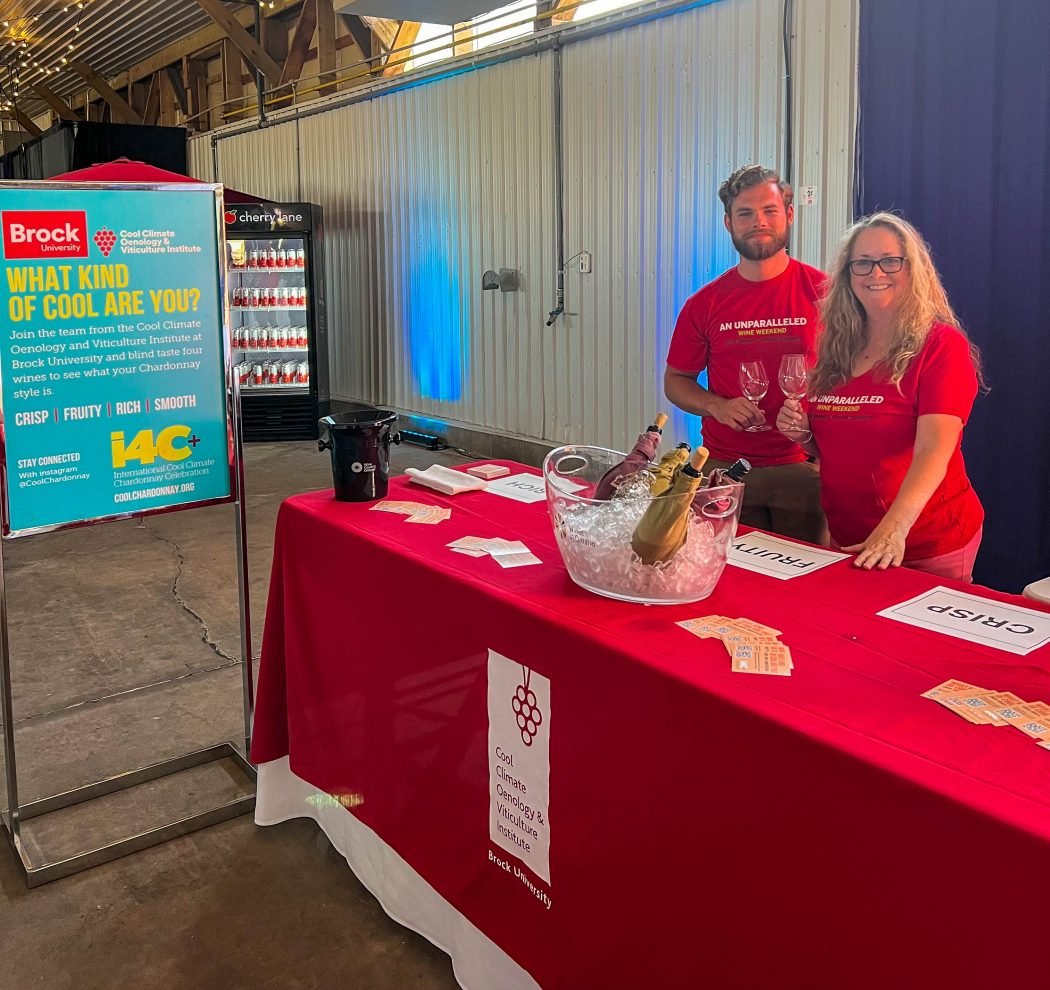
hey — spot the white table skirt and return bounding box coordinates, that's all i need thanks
[256,757,541,990]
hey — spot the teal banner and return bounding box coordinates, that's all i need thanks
[0,183,232,536]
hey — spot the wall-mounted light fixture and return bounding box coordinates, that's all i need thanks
[481,268,520,292]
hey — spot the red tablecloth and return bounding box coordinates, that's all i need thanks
[252,462,1050,990]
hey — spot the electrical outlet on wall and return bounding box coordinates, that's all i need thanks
[579,251,592,274]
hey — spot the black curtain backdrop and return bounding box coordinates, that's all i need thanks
[1,121,186,179]
[857,0,1050,593]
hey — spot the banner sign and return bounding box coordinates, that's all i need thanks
[0,183,232,537]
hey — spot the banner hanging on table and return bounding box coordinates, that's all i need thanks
[0,183,232,537]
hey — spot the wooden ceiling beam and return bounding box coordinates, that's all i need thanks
[282,0,318,85]
[165,64,191,116]
[143,72,161,126]
[316,0,337,93]
[70,61,142,124]
[31,82,80,121]
[382,21,421,77]
[9,107,43,137]
[190,0,285,87]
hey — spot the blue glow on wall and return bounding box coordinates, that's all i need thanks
[664,166,737,452]
[404,224,467,403]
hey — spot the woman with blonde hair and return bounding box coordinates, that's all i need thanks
[777,213,985,581]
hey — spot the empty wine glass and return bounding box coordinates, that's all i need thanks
[778,353,812,442]
[739,361,771,432]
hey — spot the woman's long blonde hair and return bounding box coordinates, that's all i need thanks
[810,213,984,394]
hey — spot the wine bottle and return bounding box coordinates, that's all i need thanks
[705,457,752,488]
[648,442,691,496]
[631,447,710,564]
[594,412,669,500]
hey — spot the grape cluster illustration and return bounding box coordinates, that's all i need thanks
[93,227,116,256]
[512,679,543,747]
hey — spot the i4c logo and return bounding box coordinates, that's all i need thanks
[111,426,202,468]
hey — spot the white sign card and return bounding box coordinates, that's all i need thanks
[727,532,850,580]
[488,649,551,886]
[483,471,587,504]
[877,586,1050,656]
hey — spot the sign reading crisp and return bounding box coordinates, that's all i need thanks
[728,531,849,580]
[877,587,1050,656]
[488,649,551,889]
[0,184,231,536]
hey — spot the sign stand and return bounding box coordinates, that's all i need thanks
[0,181,256,886]
[0,387,255,886]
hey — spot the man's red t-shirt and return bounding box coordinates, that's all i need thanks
[809,322,984,560]
[666,259,825,466]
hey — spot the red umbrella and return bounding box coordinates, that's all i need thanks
[48,157,267,204]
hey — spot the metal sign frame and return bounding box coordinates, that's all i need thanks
[0,181,255,886]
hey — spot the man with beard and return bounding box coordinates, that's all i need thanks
[664,164,828,543]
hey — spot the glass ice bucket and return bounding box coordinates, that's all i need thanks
[542,444,744,605]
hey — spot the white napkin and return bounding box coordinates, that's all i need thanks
[405,465,487,496]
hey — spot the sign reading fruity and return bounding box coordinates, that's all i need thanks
[0,182,232,537]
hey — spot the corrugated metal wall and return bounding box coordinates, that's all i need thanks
[187,134,213,182]
[295,56,555,436]
[792,0,858,267]
[217,124,302,202]
[196,0,856,446]
[560,0,856,448]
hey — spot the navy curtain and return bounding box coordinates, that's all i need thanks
[857,0,1050,593]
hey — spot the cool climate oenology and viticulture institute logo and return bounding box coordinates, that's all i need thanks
[92,227,116,256]
[512,668,543,747]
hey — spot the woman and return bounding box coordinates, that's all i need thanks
[776,213,985,582]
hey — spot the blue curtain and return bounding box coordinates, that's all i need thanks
[857,0,1050,592]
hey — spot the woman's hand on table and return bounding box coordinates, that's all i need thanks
[843,518,909,570]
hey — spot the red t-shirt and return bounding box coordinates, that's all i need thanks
[809,323,983,559]
[666,259,825,465]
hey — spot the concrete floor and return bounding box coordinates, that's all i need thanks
[0,439,474,990]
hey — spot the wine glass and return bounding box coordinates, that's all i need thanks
[739,361,771,432]
[777,353,812,442]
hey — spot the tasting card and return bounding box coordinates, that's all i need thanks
[677,615,794,676]
[922,679,1050,748]
[371,500,452,525]
[446,536,542,568]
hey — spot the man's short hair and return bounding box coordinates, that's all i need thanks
[718,165,793,215]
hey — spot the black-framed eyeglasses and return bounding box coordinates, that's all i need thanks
[848,256,906,276]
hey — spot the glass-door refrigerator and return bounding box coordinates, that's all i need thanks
[223,201,330,440]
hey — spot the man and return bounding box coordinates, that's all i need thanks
[664,164,828,544]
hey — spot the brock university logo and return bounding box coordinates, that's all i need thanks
[2,210,89,259]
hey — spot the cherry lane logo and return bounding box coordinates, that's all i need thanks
[2,210,89,259]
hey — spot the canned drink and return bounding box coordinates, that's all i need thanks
[276,287,287,307]
[231,286,242,308]
[267,247,277,268]
[252,363,263,385]
[262,362,273,385]
[264,285,276,307]
[281,360,295,384]
[295,247,305,268]
[248,249,259,268]
[265,327,278,348]
[277,249,286,269]
[297,325,309,347]
[277,326,289,347]
[238,362,250,385]
[296,360,309,384]
[231,326,241,348]
[247,326,260,348]
[248,287,260,308]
